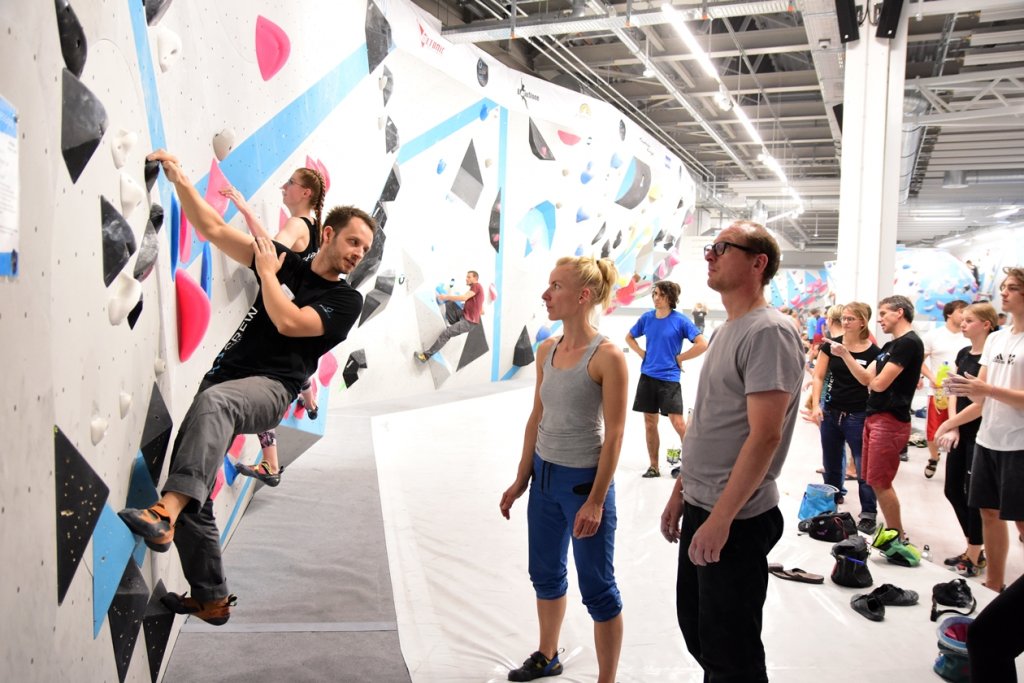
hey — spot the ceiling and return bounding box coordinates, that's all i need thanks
[412,0,1024,264]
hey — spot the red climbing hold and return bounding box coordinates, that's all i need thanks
[204,158,231,218]
[557,130,581,145]
[318,351,338,387]
[175,269,210,362]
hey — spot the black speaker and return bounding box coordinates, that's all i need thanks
[832,103,844,133]
[835,0,859,43]
[875,0,905,38]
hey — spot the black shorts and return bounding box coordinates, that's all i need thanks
[632,374,683,416]
[968,444,1024,520]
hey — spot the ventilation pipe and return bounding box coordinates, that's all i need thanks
[899,95,929,204]
[943,170,1024,188]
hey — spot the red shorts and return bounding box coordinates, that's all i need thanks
[862,412,911,489]
[926,396,949,441]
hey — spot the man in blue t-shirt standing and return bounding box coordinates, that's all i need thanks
[626,281,708,477]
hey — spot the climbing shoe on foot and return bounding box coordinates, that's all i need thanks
[508,650,563,681]
[160,592,237,626]
[118,503,174,552]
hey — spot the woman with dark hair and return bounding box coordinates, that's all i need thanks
[809,302,880,534]
[934,302,998,576]
[221,168,326,485]
[500,256,627,683]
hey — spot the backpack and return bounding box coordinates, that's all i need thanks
[830,536,872,588]
[930,579,977,622]
[798,511,857,542]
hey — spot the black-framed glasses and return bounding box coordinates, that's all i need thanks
[704,241,759,258]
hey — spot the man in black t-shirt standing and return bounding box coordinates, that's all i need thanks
[118,150,375,626]
[834,295,925,564]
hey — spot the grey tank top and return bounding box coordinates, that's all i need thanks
[536,334,606,468]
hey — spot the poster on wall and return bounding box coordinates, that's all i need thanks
[0,95,17,278]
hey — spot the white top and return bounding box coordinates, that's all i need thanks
[976,328,1024,451]
[923,324,968,396]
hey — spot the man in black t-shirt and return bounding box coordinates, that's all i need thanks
[835,295,924,563]
[118,150,375,626]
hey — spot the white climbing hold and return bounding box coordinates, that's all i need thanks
[212,127,236,161]
[90,416,108,445]
[119,391,132,418]
[111,129,137,169]
[120,172,144,219]
[154,357,167,375]
[108,271,143,326]
[155,26,182,73]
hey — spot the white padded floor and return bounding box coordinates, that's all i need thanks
[370,352,1024,682]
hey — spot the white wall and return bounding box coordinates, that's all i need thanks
[0,1,697,680]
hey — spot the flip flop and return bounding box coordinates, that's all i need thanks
[769,567,824,584]
[768,562,784,573]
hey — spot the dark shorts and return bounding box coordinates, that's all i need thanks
[969,445,1024,520]
[632,374,683,416]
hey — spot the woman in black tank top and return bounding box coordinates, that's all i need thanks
[219,167,326,483]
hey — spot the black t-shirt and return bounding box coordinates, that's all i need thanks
[821,335,880,412]
[866,331,925,421]
[953,346,983,445]
[692,310,706,328]
[206,242,362,395]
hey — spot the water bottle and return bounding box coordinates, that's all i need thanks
[922,544,932,562]
[935,362,951,410]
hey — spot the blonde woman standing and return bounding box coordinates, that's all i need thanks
[500,256,627,683]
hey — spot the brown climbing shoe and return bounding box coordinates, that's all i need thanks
[118,502,174,552]
[160,592,237,626]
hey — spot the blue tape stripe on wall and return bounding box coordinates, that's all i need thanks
[397,99,498,165]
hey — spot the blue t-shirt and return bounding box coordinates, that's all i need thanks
[630,310,702,382]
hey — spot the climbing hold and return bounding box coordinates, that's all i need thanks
[255,16,291,81]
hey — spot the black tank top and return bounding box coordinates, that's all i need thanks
[295,217,319,261]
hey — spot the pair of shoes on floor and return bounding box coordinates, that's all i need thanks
[296,396,317,421]
[670,466,680,479]
[925,458,939,478]
[508,650,563,681]
[642,466,660,478]
[413,351,430,363]
[118,502,174,552]
[856,517,878,535]
[161,592,237,626]
[871,527,922,567]
[850,584,918,621]
[235,461,284,487]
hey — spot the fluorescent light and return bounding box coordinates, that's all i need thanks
[991,207,1020,219]
[733,105,763,146]
[758,152,788,183]
[913,215,966,222]
[662,4,721,82]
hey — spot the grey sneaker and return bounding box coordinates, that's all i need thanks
[857,517,878,535]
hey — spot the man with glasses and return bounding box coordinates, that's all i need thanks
[660,221,804,682]
[626,280,707,478]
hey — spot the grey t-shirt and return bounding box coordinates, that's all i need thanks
[680,306,805,518]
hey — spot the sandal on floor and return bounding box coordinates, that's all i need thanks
[925,459,939,479]
[769,567,824,584]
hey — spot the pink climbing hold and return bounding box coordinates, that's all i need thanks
[615,278,638,306]
[489,283,497,302]
[279,208,288,231]
[255,16,290,81]
[204,158,231,218]
[175,269,211,362]
[228,435,246,458]
[318,352,338,387]
[557,130,581,145]
[178,205,193,262]
[211,468,225,500]
[306,156,331,192]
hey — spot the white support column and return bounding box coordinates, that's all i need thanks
[835,9,908,328]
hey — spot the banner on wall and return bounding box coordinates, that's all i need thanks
[0,95,17,278]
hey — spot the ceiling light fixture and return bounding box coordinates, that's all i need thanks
[991,207,1020,219]
[661,3,721,82]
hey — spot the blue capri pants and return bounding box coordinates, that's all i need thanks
[527,453,622,622]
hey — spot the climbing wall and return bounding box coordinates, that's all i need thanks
[0,1,695,681]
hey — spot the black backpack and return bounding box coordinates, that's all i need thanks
[799,511,857,542]
[931,579,977,622]
[831,536,872,588]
